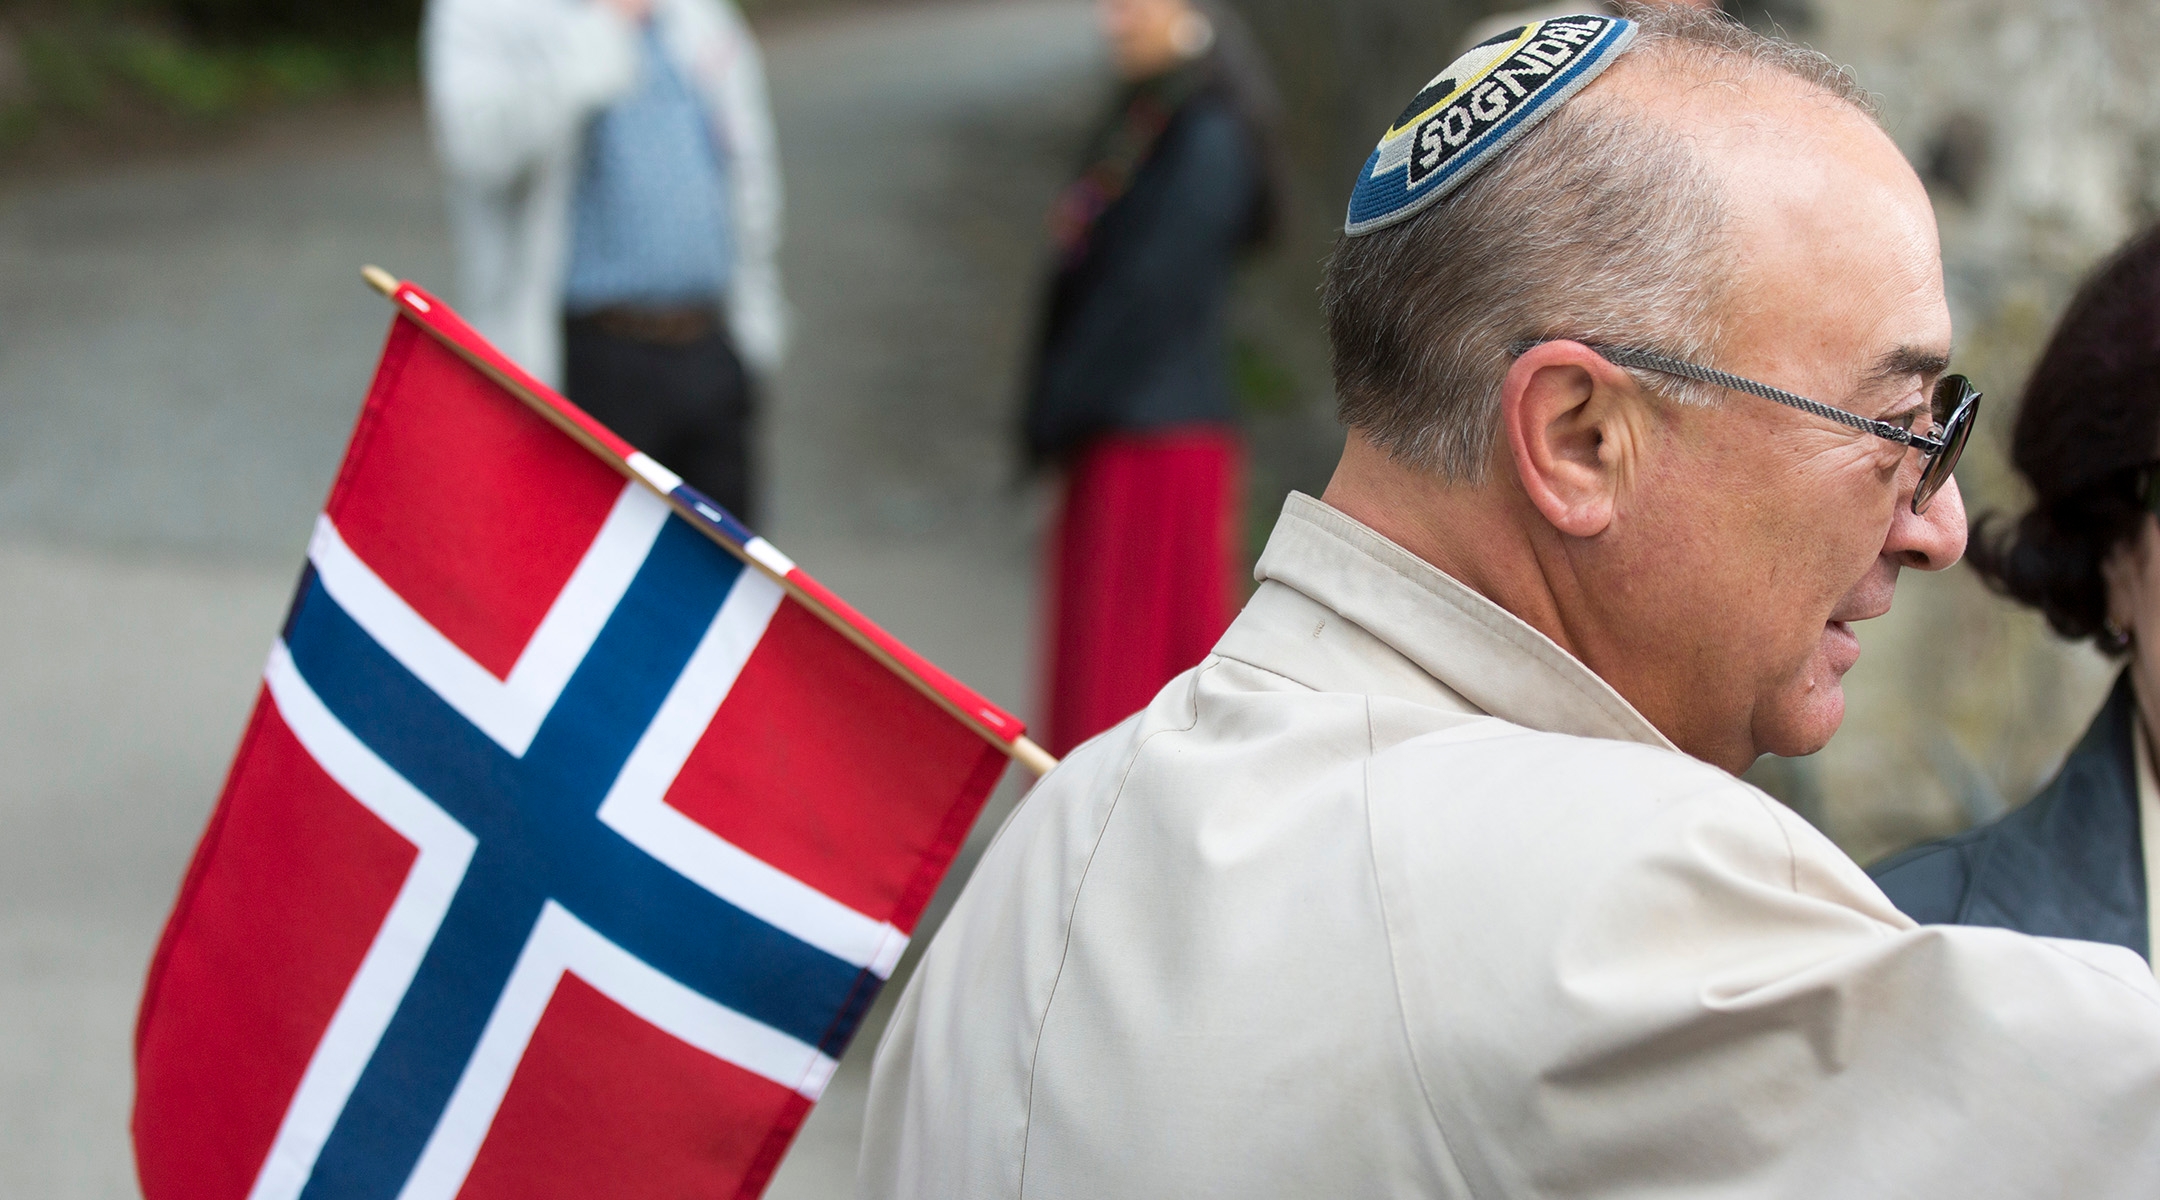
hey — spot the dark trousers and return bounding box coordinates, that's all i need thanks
[563,312,758,524]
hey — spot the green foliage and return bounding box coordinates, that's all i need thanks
[0,0,423,153]
[41,0,428,42]
[0,13,413,148]
[18,25,109,117]
[113,29,251,113]
[1230,336,1303,416]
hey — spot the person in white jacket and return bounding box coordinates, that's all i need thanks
[423,0,785,519]
[857,9,2160,1198]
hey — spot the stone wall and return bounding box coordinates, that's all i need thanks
[1800,0,2159,859]
[1225,0,2160,860]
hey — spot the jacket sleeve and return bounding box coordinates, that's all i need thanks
[1025,101,1257,456]
[1369,734,2160,1199]
[422,0,640,191]
[696,0,789,375]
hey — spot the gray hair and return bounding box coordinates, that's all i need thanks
[1323,4,1879,480]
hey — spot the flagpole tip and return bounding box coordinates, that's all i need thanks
[361,265,400,298]
[1011,736,1058,778]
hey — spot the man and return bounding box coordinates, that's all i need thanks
[423,0,784,519]
[858,7,2160,1197]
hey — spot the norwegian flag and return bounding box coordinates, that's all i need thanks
[132,276,1033,1199]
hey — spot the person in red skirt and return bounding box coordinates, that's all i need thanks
[1023,0,1286,757]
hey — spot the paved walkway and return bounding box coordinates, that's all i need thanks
[0,2,1098,1194]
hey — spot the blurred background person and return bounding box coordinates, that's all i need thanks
[1024,0,1284,757]
[423,0,785,521]
[1873,225,2160,966]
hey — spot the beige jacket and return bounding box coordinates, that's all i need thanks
[858,493,2160,1198]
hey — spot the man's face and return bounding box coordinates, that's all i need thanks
[1580,83,1965,770]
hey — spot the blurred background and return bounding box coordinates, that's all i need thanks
[2,0,2155,1193]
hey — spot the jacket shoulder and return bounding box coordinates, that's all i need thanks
[1368,721,1740,804]
[1363,722,1896,920]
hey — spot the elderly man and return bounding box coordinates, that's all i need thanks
[858,7,2160,1198]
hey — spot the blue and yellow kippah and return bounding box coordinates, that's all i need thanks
[1344,13,1636,237]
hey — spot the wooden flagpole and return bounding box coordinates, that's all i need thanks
[360,265,1058,779]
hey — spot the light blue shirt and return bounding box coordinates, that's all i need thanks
[564,25,735,312]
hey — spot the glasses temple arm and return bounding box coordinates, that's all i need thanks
[1572,344,1937,452]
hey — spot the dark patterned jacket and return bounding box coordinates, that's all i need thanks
[1871,673,2148,960]
[1021,90,1264,464]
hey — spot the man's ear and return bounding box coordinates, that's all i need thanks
[1500,341,1642,539]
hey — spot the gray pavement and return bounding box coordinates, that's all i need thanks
[0,2,1100,1194]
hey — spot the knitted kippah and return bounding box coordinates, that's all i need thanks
[1344,13,1637,237]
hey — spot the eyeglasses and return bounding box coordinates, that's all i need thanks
[1510,341,1980,515]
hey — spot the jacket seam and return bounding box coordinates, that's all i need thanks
[1208,648,1320,691]
[1015,663,1213,1197]
[2030,937,2160,1007]
[1742,790,1803,894]
[1361,694,1482,1197]
[1736,786,1921,947]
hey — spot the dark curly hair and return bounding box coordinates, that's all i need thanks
[1971,223,2160,651]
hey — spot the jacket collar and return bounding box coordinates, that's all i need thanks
[1230,492,1676,752]
[1959,671,2147,957]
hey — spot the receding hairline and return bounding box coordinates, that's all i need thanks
[1567,29,1884,166]
[1567,35,1911,303]
[1610,1,1879,114]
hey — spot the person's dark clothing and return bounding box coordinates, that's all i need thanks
[1871,672,2148,960]
[1022,81,1266,464]
[564,310,757,523]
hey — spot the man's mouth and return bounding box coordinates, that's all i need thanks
[1823,619,1862,675]
[1824,570,1896,676]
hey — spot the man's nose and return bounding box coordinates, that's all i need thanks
[1888,473,1967,571]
